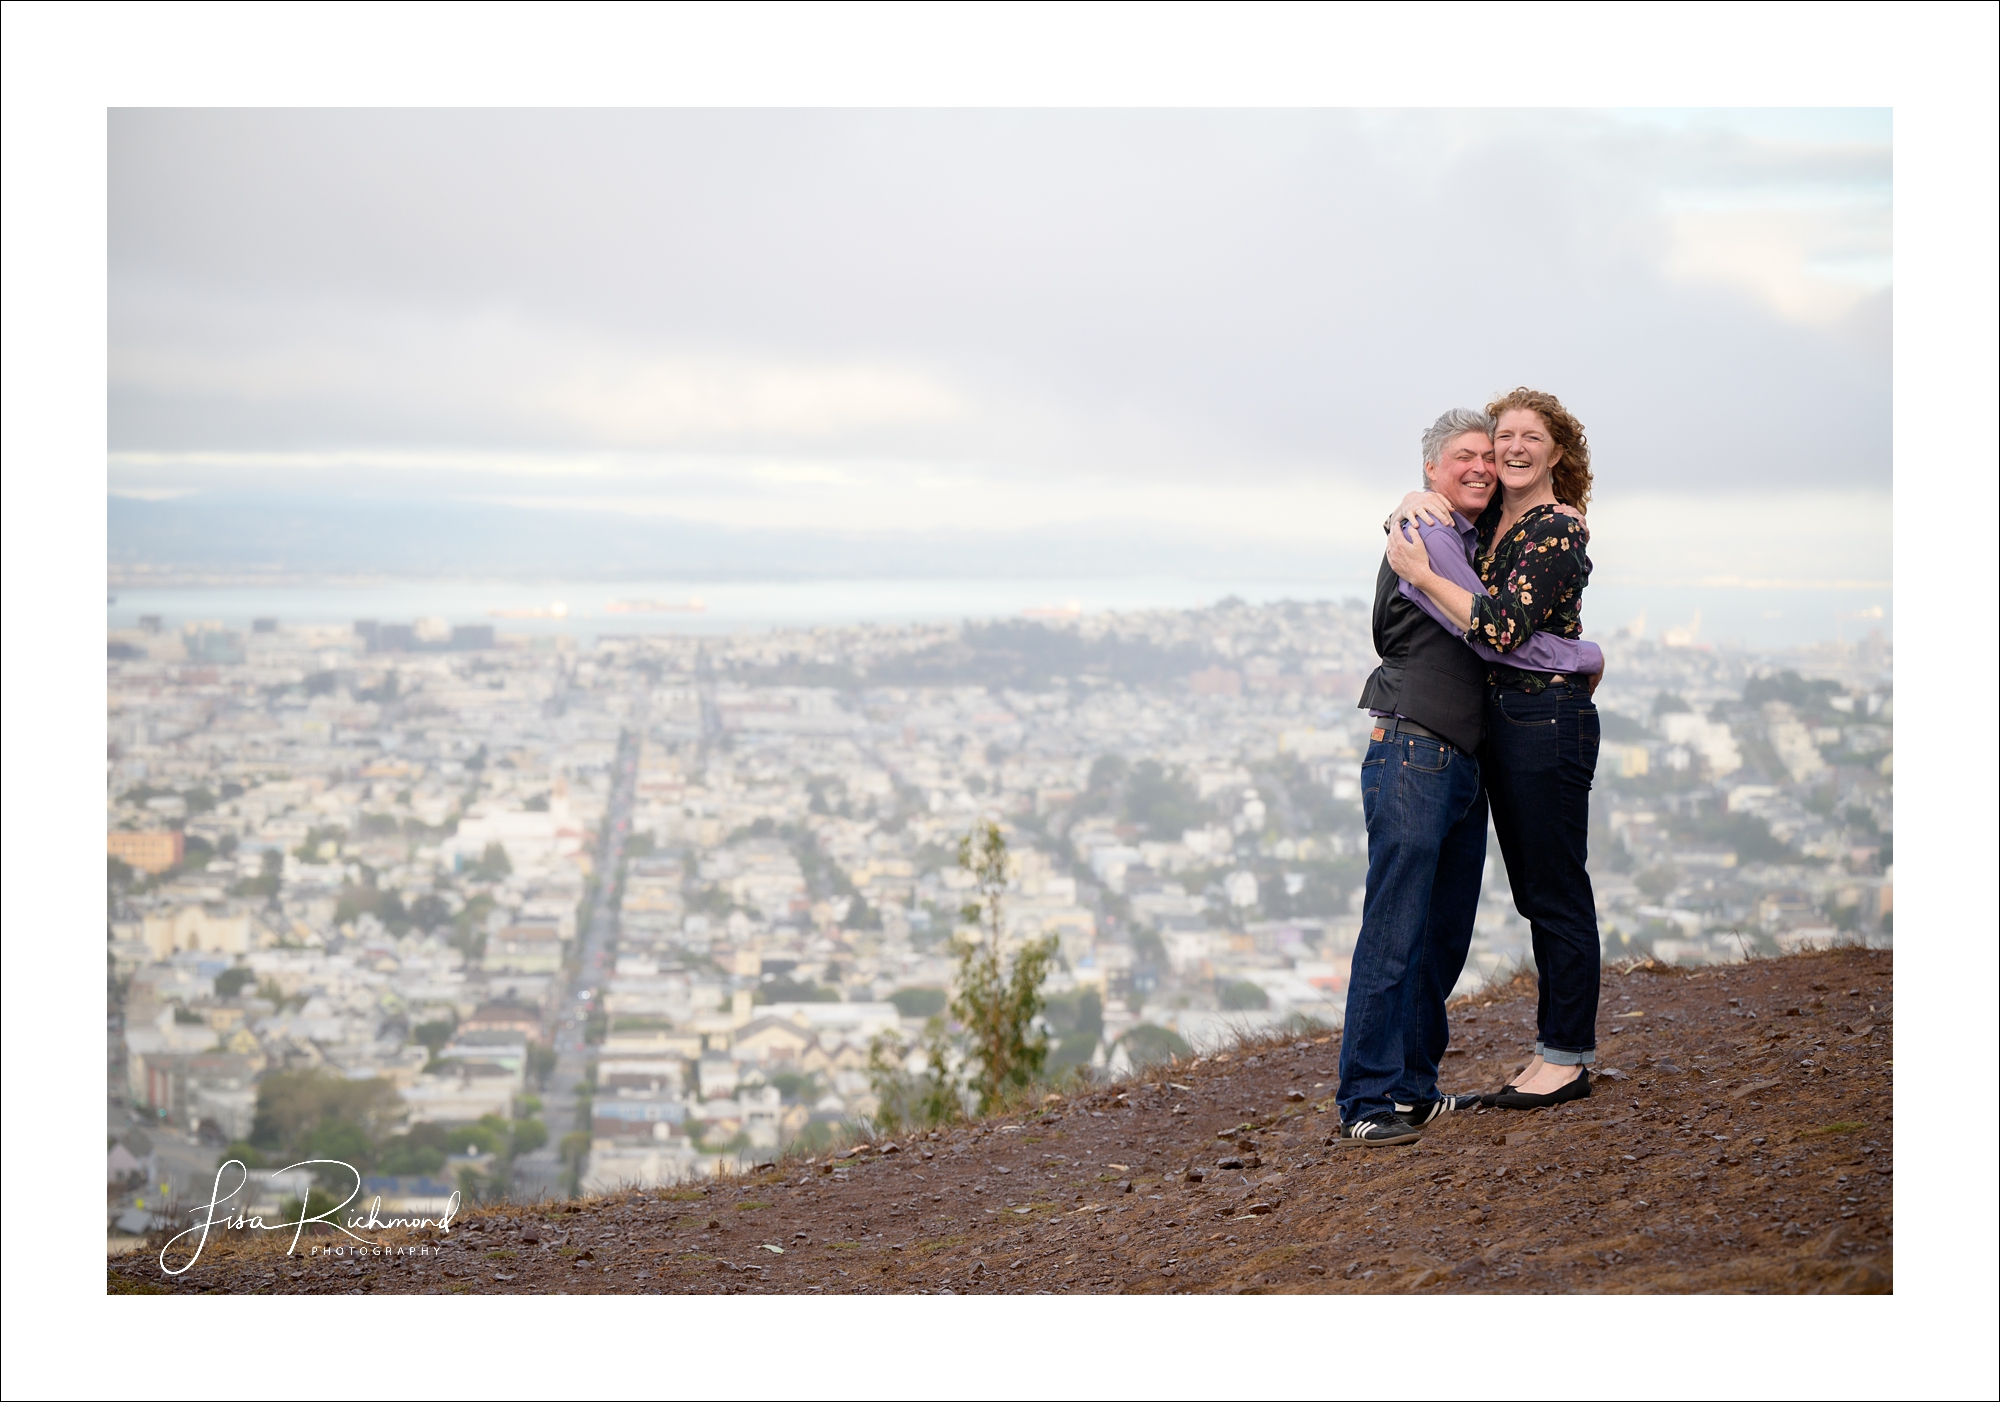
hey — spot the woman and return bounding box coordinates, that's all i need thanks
[1384,387,1602,1110]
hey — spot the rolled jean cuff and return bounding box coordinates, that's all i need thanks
[1541,1045,1596,1067]
[1533,1041,1545,1058]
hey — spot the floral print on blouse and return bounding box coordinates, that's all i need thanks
[1468,502,1592,693]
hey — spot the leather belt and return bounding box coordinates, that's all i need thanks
[1370,716,1455,750]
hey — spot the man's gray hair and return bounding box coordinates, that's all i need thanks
[1420,408,1496,484]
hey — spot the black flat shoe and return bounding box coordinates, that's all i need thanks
[1488,1067,1591,1111]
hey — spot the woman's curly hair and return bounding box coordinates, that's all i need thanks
[1486,386,1592,514]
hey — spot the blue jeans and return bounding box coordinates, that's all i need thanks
[1484,681,1602,1064]
[1336,732,1487,1124]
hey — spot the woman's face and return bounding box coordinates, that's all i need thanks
[1493,408,1561,497]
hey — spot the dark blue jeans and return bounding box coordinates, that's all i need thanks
[1336,732,1487,1124]
[1483,681,1602,1064]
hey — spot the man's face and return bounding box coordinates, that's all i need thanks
[1423,432,1496,517]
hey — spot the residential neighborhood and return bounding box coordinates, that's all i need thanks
[107,598,1892,1226]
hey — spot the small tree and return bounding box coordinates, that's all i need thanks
[952,822,1058,1115]
[865,823,1060,1127]
[866,1018,963,1133]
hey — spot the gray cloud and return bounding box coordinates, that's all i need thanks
[110,108,1890,510]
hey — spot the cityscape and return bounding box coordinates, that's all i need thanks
[106,596,1893,1237]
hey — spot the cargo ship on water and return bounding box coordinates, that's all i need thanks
[603,598,707,614]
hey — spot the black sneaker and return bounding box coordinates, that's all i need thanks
[1395,1093,1481,1127]
[1334,1111,1422,1147]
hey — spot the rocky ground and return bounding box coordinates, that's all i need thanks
[111,947,1892,1296]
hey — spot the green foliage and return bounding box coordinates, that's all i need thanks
[1256,753,1355,837]
[1635,865,1681,901]
[888,986,949,1019]
[413,1018,457,1055]
[526,1041,558,1089]
[609,1014,675,1033]
[867,1018,963,1135]
[952,822,1059,1114]
[357,670,400,705]
[510,1118,549,1155]
[293,824,348,861]
[1130,929,1168,969]
[450,892,495,961]
[690,885,737,917]
[768,1070,827,1104]
[221,1139,268,1169]
[755,976,840,1004]
[864,827,1065,1128]
[868,620,1209,691]
[334,878,411,933]
[1117,1023,1191,1067]
[1743,670,1845,711]
[912,842,957,875]
[214,966,256,1000]
[304,1118,375,1169]
[1676,811,1795,865]
[1257,855,1366,918]
[470,841,513,880]
[1046,1032,1100,1074]
[1042,989,1104,1040]
[250,1070,400,1159]
[174,1005,206,1025]
[447,1116,510,1157]
[375,1124,450,1176]
[1652,692,1692,717]
[1598,709,1652,742]
[279,1187,346,1230]
[787,1119,835,1154]
[1218,979,1270,1011]
[1124,759,1209,839]
[231,849,283,900]
[1082,753,1131,815]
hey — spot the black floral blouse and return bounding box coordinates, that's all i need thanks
[1468,502,1592,692]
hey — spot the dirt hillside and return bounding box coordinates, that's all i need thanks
[110,947,1892,1295]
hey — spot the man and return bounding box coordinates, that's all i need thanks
[1334,409,1603,1145]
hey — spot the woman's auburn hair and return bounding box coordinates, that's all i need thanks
[1486,386,1592,514]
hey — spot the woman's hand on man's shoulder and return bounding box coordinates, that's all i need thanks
[1551,502,1589,542]
[1384,490,1456,533]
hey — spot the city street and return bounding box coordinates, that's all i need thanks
[511,688,648,1201]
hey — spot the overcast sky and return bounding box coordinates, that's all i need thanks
[108,108,1890,585]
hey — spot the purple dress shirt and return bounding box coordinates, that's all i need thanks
[1394,511,1603,675]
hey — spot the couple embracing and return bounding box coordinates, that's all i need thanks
[1335,388,1606,1147]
